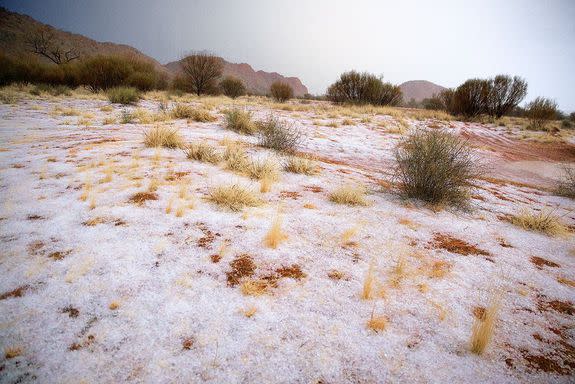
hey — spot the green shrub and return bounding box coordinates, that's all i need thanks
[394,129,480,206]
[557,166,575,198]
[107,87,140,104]
[257,115,302,152]
[78,55,160,92]
[220,76,246,98]
[270,81,294,102]
[223,109,257,134]
[120,109,135,124]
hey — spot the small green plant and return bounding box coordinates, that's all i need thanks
[107,87,140,104]
[120,109,135,124]
[220,76,246,98]
[223,109,257,134]
[257,115,302,152]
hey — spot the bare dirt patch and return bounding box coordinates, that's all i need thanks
[530,256,560,269]
[128,192,158,205]
[226,254,256,287]
[431,233,490,256]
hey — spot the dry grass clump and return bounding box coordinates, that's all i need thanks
[223,143,251,173]
[107,86,140,104]
[329,184,368,206]
[367,308,387,332]
[257,115,302,152]
[4,346,22,359]
[223,109,257,134]
[263,213,288,248]
[283,155,319,175]
[556,166,575,198]
[510,209,569,237]
[470,293,501,355]
[209,183,262,211]
[248,157,281,181]
[184,141,221,164]
[143,125,184,148]
[241,279,271,296]
[394,129,480,206]
[361,260,375,300]
[171,103,216,122]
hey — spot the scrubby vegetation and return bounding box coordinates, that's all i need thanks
[223,109,257,134]
[257,115,302,152]
[270,81,293,102]
[326,71,402,106]
[525,97,558,130]
[106,86,140,104]
[171,103,216,122]
[143,125,184,148]
[283,155,319,175]
[220,76,246,98]
[394,129,480,206]
[557,166,575,198]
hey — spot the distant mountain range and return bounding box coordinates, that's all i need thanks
[1,7,448,99]
[399,80,446,103]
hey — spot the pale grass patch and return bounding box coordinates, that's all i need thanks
[510,208,569,237]
[223,108,257,134]
[209,183,262,211]
[470,292,501,355]
[284,155,319,175]
[166,196,175,214]
[143,125,184,149]
[263,212,288,249]
[241,305,257,318]
[178,181,188,199]
[65,256,95,283]
[80,180,92,201]
[148,177,160,192]
[89,194,96,210]
[101,164,114,183]
[175,200,186,217]
[241,279,271,296]
[223,143,250,173]
[248,157,281,181]
[361,259,375,300]
[389,254,408,288]
[341,224,360,247]
[100,105,113,112]
[329,184,368,206]
[102,117,116,125]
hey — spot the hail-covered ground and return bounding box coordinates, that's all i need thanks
[1,89,574,384]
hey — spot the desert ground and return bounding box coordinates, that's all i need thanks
[0,87,574,383]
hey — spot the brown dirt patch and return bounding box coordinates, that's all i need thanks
[0,285,31,300]
[196,222,220,249]
[538,300,574,316]
[530,256,560,269]
[182,337,194,350]
[49,250,72,261]
[303,185,323,193]
[27,240,45,255]
[275,264,306,280]
[210,254,221,263]
[128,192,158,205]
[328,270,349,281]
[279,191,301,200]
[27,214,45,220]
[472,306,486,320]
[226,254,256,287]
[165,171,190,182]
[432,233,490,256]
[61,306,80,318]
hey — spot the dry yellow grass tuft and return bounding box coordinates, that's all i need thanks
[249,157,281,182]
[109,301,120,310]
[175,200,186,217]
[4,346,22,359]
[341,225,360,247]
[361,260,375,300]
[166,196,175,214]
[143,125,184,149]
[367,308,387,332]
[389,255,408,288]
[223,143,251,173]
[171,103,216,122]
[263,212,288,248]
[284,155,319,175]
[510,209,569,237]
[329,184,368,206]
[185,141,221,164]
[470,293,501,355]
[223,108,257,134]
[241,305,257,318]
[209,183,262,211]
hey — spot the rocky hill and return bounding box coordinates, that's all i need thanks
[399,80,446,102]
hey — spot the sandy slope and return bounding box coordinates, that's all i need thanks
[0,95,574,383]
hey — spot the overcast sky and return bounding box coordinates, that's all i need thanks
[2,0,574,111]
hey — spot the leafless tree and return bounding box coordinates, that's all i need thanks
[486,75,527,118]
[180,52,224,96]
[26,27,80,65]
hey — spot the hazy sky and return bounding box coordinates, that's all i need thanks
[2,0,574,111]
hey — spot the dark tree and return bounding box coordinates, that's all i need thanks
[26,27,80,65]
[180,52,224,96]
[326,71,402,106]
[220,76,246,98]
[486,75,528,118]
[451,79,491,117]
